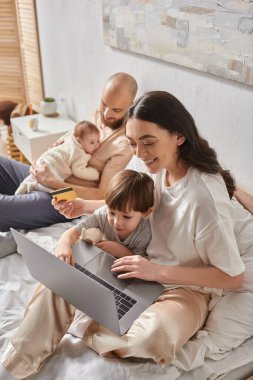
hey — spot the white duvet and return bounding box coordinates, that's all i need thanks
[1,221,253,380]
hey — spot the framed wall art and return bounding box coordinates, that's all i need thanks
[103,1,253,86]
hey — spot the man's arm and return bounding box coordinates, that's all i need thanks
[29,161,107,200]
[67,150,133,199]
[31,137,133,199]
[52,198,105,218]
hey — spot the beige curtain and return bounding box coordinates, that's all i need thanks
[0,0,44,106]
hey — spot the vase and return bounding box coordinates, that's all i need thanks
[40,100,57,116]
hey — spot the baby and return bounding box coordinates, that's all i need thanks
[15,120,100,194]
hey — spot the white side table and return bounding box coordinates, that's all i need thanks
[11,114,75,163]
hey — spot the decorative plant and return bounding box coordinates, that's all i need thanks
[43,97,55,102]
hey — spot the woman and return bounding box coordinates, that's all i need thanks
[54,92,253,360]
[1,92,252,380]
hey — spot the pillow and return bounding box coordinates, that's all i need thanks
[195,202,253,359]
[0,231,17,259]
[197,243,253,359]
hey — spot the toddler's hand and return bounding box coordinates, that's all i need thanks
[54,243,74,265]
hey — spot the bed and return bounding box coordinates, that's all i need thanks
[1,190,253,380]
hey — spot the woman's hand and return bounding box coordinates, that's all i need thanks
[52,198,87,218]
[54,243,74,265]
[111,255,161,282]
[96,241,133,258]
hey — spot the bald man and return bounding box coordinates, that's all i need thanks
[0,73,137,232]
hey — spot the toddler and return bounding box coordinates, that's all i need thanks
[54,169,154,261]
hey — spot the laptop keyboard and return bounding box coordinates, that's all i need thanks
[75,263,137,319]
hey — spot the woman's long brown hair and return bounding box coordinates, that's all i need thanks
[126,91,235,198]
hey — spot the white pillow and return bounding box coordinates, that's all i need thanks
[196,201,253,358]
[0,231,17,259]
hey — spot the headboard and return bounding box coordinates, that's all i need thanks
[234,187,253,215]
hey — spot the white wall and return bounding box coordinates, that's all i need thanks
[36,0,253,191]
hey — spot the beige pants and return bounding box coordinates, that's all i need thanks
[3,285,210,379]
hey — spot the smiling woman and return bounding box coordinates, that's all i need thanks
[50,91,252,366]
[53,91,251,364]
[118,90,253,351]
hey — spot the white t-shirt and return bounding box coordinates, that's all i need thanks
[147,168,245,297]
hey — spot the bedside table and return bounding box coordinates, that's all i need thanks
[11,114,75,163]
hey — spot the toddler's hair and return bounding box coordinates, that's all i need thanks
[105,169,154,213]
[74,120,100,140]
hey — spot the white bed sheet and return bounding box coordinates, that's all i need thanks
[1,221,253,380]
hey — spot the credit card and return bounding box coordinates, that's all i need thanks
[50,187,77,201]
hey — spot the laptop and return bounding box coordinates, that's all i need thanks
[11,228,164,335]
